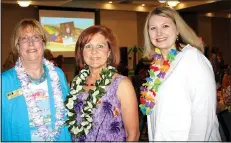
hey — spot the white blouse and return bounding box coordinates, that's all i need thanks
[148,44,221,141]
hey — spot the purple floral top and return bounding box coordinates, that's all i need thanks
[72,75,126,141]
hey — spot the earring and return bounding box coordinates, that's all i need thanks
[176,36,179,42]
[84,62,88,68]
[107,57,111,66]
[175,35,181,48]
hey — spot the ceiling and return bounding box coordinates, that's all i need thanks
[2,0,231,14]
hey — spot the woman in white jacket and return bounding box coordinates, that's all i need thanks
[139,6,221,141]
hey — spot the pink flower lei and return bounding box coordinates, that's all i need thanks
[15,58,66,141]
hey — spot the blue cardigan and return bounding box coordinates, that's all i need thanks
[1,67,71,141]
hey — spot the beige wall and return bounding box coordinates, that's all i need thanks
[100,10,138,70]
[100,10,138,48]
[100,10,149,69]
[198,16,212,47]
[2,3,230,76]
[212,17,231,64]
[198,15,231,64]
[137,12,148,60]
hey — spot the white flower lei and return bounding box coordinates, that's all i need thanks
[65,66,116,139]
[15,58,66,141]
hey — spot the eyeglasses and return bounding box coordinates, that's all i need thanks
[83,43,108,51]
[18,35,42,43]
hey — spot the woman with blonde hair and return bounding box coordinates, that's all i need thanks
[139,6,221,141]
[2,19,71,141]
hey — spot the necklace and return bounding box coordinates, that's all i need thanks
[15,58,65,141]
[65,66,116,139]
[27,67,47,85]
[139,48,177,115]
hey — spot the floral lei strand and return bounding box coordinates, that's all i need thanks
[15,58,65,141]
[139,48,177,115]
[65,66,116,139]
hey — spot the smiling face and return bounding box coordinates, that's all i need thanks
[148,14,179,50]
[83,33,111,70]
[18,27,44,64]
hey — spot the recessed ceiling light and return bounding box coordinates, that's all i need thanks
[158,0,166,3]
[109,1,112,3]
[167,1,180,7]
[141,4,145,6]
[17,1,31,7]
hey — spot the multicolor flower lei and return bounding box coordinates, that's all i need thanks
[64,66,116,139]
[139,48,177,115]
[15,58,66,141]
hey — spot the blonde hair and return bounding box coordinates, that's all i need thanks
[143,6,204,58]
[11,19,47,55]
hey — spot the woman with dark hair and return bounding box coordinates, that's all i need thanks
[65,25,139,141]
[55,55,64,68]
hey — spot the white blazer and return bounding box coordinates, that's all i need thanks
[148,45,221,141]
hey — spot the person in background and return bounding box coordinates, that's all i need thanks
[210,47,222,88]
[44,48,55,63]
[1,19,71,141]
[56,55,64,69]
[222,64,231,107]
[217,52,225,87]
[139,6,221,141]
[210,47,219,71]
[117,61,128,76]
[55,54,68,82]
[2,52,18,72]
[132,59,149,140]
[217,52,224,70]
[65,25,139,141]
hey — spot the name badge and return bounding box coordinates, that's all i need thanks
[7,89,22,100]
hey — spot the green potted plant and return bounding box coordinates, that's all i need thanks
[128,45,143,70]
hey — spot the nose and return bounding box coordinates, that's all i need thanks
[156,28,162,36]
[28,38,34,45]
[28,37,35,46]
[90,46,98,54]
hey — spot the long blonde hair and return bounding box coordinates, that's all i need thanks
[143,6,204,58]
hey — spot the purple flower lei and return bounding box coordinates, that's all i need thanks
[15,58,65,141]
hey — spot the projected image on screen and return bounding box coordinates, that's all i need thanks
[39,10,95,57]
